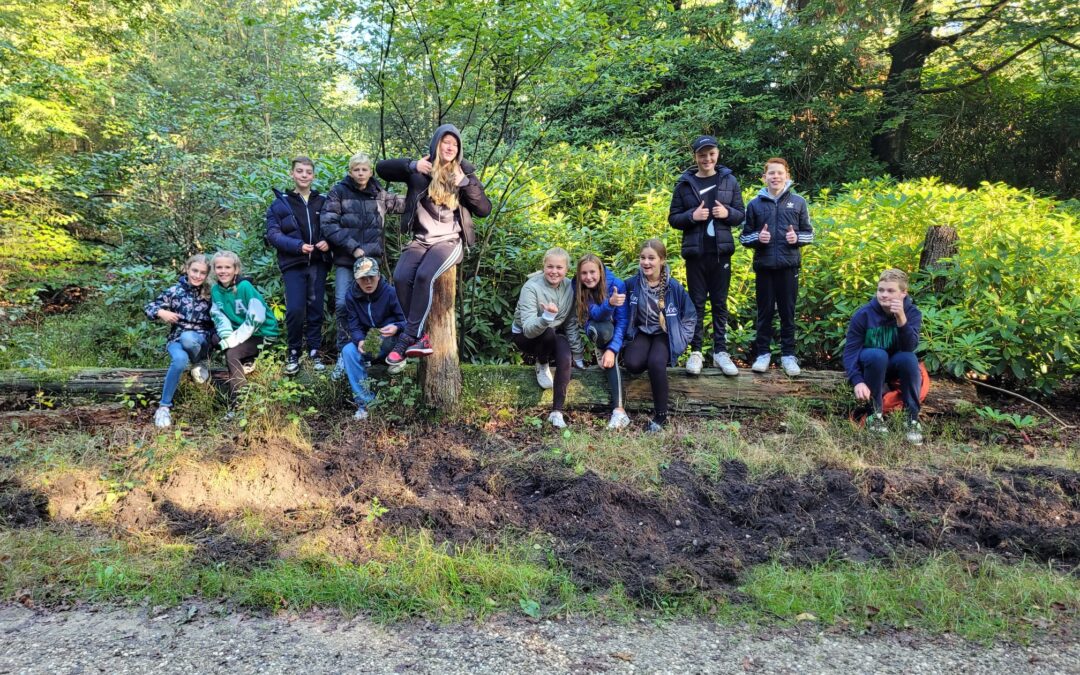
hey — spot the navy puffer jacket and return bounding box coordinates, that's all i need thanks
[321,176,405,267]
[265,189,329,271]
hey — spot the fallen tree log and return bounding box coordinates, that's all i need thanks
[0,403,134,431]
[0,366,978,414]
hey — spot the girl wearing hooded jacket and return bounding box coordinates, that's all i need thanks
[572,253,630,430]
[375,125,492,369]
[144,254,215,429]
[623,239,696,432]
[321,153,405,353]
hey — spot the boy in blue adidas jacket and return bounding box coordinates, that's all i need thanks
[739,157,813,377]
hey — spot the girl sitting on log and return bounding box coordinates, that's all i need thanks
[209,250,280,405]
[144,254,215,429]
[623,239,696,432]
[375,124,492,371]
[573,253,630,430]
[511,247,585,429]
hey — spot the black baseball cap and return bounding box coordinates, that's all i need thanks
[691,135,718,153]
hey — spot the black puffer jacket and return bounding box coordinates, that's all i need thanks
[667,166,745,258]
[320,176,405,267]
[375,124,492,247]
[739,183,814,270]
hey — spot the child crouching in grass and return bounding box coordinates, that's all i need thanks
[145,253,215,429]
[511,247,585,429]
[341,257,406,419]
[209,250,280,405]
[843,268,924,445]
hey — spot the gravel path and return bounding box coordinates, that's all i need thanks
[0,604,1077,674]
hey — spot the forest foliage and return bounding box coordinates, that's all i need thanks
[1,0,1078,392]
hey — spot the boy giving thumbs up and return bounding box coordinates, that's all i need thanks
[739,157,814,377]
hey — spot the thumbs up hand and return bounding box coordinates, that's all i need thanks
[711,200,728,219]
[785,223,798,245]
[609,287,625,307]
[758,222,771,244]
[692,201,709,222]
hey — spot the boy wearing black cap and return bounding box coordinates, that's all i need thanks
[668,135,745,376]
[341,256,407,419]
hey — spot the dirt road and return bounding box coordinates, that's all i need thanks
[1,604,1076,674]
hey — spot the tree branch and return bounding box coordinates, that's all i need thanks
[920,38,1044,94]
[296,84,352,153]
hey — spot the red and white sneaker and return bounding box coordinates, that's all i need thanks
[405,333,434,357]
[386,338,409,374]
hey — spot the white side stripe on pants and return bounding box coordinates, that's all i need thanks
[416,241,463,337]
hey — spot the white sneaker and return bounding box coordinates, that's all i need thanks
[190,362,210,384]
[751,354,771,373]
[547,411,567,429]
[153,406,172,429]
[353,407,369,421]
[309,349,326,371]
[685,351,703,375]
[713,352,738,376]
[780,355,801,377]
[607,410,630,430]
[242,361,257,375]
[331,356,345,381]
[387,357,408,375]
[535,362,553,389]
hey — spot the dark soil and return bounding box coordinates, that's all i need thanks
[7,424,1079,597]
[0,479,49,527]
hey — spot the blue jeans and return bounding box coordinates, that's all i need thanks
[161,331,209,407]
[334,265,354,349]
[341,342,377,408]
[859,348,921,420]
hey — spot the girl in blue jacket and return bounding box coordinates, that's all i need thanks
[623,239,696,432]
[573,254,630,430]
[144,254,215,429]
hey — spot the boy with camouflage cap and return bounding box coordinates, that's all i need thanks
[341,257,407,419]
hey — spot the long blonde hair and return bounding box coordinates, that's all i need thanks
[210,250,243,288]
[428,152,461,210]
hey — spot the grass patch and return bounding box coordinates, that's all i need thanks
[0,527,582,621]
[550,427,672,491]
[742,553,1080,643]
[3,527,1077,640]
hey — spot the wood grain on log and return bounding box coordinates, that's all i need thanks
[417,267,462,411]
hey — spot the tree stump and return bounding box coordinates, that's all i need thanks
[417,267,462,410]
[919,225,958,293]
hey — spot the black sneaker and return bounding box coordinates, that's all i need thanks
[284,350,300,375]
[405,333,433,357]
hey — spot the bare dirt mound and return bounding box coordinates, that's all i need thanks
[330,426,1080,595]
[0,478,49,527]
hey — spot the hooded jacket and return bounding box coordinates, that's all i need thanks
[572,267,629,354]
[321,175,405,267]
[342,277,407,345]
[843,295,923,387]
[375,124,492,247]
[144,275,215,346]
[623,266,696,366]
[512,272,585,360]
[265,188,330,272]
[668,166,745,258]
[739,182,814,270]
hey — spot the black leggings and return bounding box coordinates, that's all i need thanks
[393,239,463,339]
[223,337,264,399]
[513,328,571,412]
[587,322,623,411]
[623,332,670,424]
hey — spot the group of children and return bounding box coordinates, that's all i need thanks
[145,130,925,445]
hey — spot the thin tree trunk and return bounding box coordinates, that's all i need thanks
[418,267,462,410]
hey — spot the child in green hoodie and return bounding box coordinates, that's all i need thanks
[210,250,281,399]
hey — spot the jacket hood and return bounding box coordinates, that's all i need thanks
[755,180,794,202]
[428,124,463,163]
[677,165,733,186]
[341,175,381,195]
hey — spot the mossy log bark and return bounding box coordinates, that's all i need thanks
[0,366,977,414]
